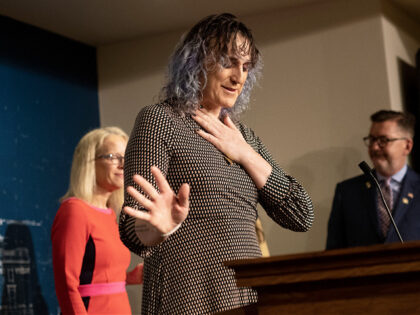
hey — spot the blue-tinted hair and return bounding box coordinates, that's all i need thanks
[161,13,262,120]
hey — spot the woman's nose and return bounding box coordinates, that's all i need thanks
[231,66,246,84]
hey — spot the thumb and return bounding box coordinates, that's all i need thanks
[177,183,190,208]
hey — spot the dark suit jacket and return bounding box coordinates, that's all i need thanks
[326,166,420,249]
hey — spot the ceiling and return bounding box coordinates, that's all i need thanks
[390,0,420,24]
[0,0,420,46]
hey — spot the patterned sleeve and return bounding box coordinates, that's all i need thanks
[238,124,314,232]
[119,104,175,257]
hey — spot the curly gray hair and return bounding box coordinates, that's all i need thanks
[161,13,263,120]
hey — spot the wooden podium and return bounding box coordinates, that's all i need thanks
[221,241,420,314]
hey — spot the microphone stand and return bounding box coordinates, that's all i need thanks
[358,161,404,243]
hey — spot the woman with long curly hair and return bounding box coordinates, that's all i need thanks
[120,13,314,314]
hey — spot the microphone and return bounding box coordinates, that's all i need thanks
[358,161,404,243]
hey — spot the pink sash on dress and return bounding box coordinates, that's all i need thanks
[78,282,126,297]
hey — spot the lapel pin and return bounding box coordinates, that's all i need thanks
[365,182,371,189]
[402,197,409,205]
[408,193,414,199]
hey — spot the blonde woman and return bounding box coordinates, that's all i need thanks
[52,127,142,314]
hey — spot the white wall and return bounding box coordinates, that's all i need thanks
[97,0,420,312]
[240,0,389,255]
[98,30,183,132]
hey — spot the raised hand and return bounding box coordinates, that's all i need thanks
[123,166,190,246]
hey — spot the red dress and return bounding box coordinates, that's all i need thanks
[52,197,131,314]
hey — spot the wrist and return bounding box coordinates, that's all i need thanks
[237,146,257,166]
[162,222,182,237]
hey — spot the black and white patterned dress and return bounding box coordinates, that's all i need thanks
[119,101,314,314]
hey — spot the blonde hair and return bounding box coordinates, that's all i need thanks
[61,126,128,212]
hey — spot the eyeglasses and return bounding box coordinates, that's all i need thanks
[363,136,407,148]
[95,153,124,165]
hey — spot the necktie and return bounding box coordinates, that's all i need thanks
[377,178,393,237]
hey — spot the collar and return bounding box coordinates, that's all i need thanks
[376,164,407,184]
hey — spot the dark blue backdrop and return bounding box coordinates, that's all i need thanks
[0,16,100,314]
